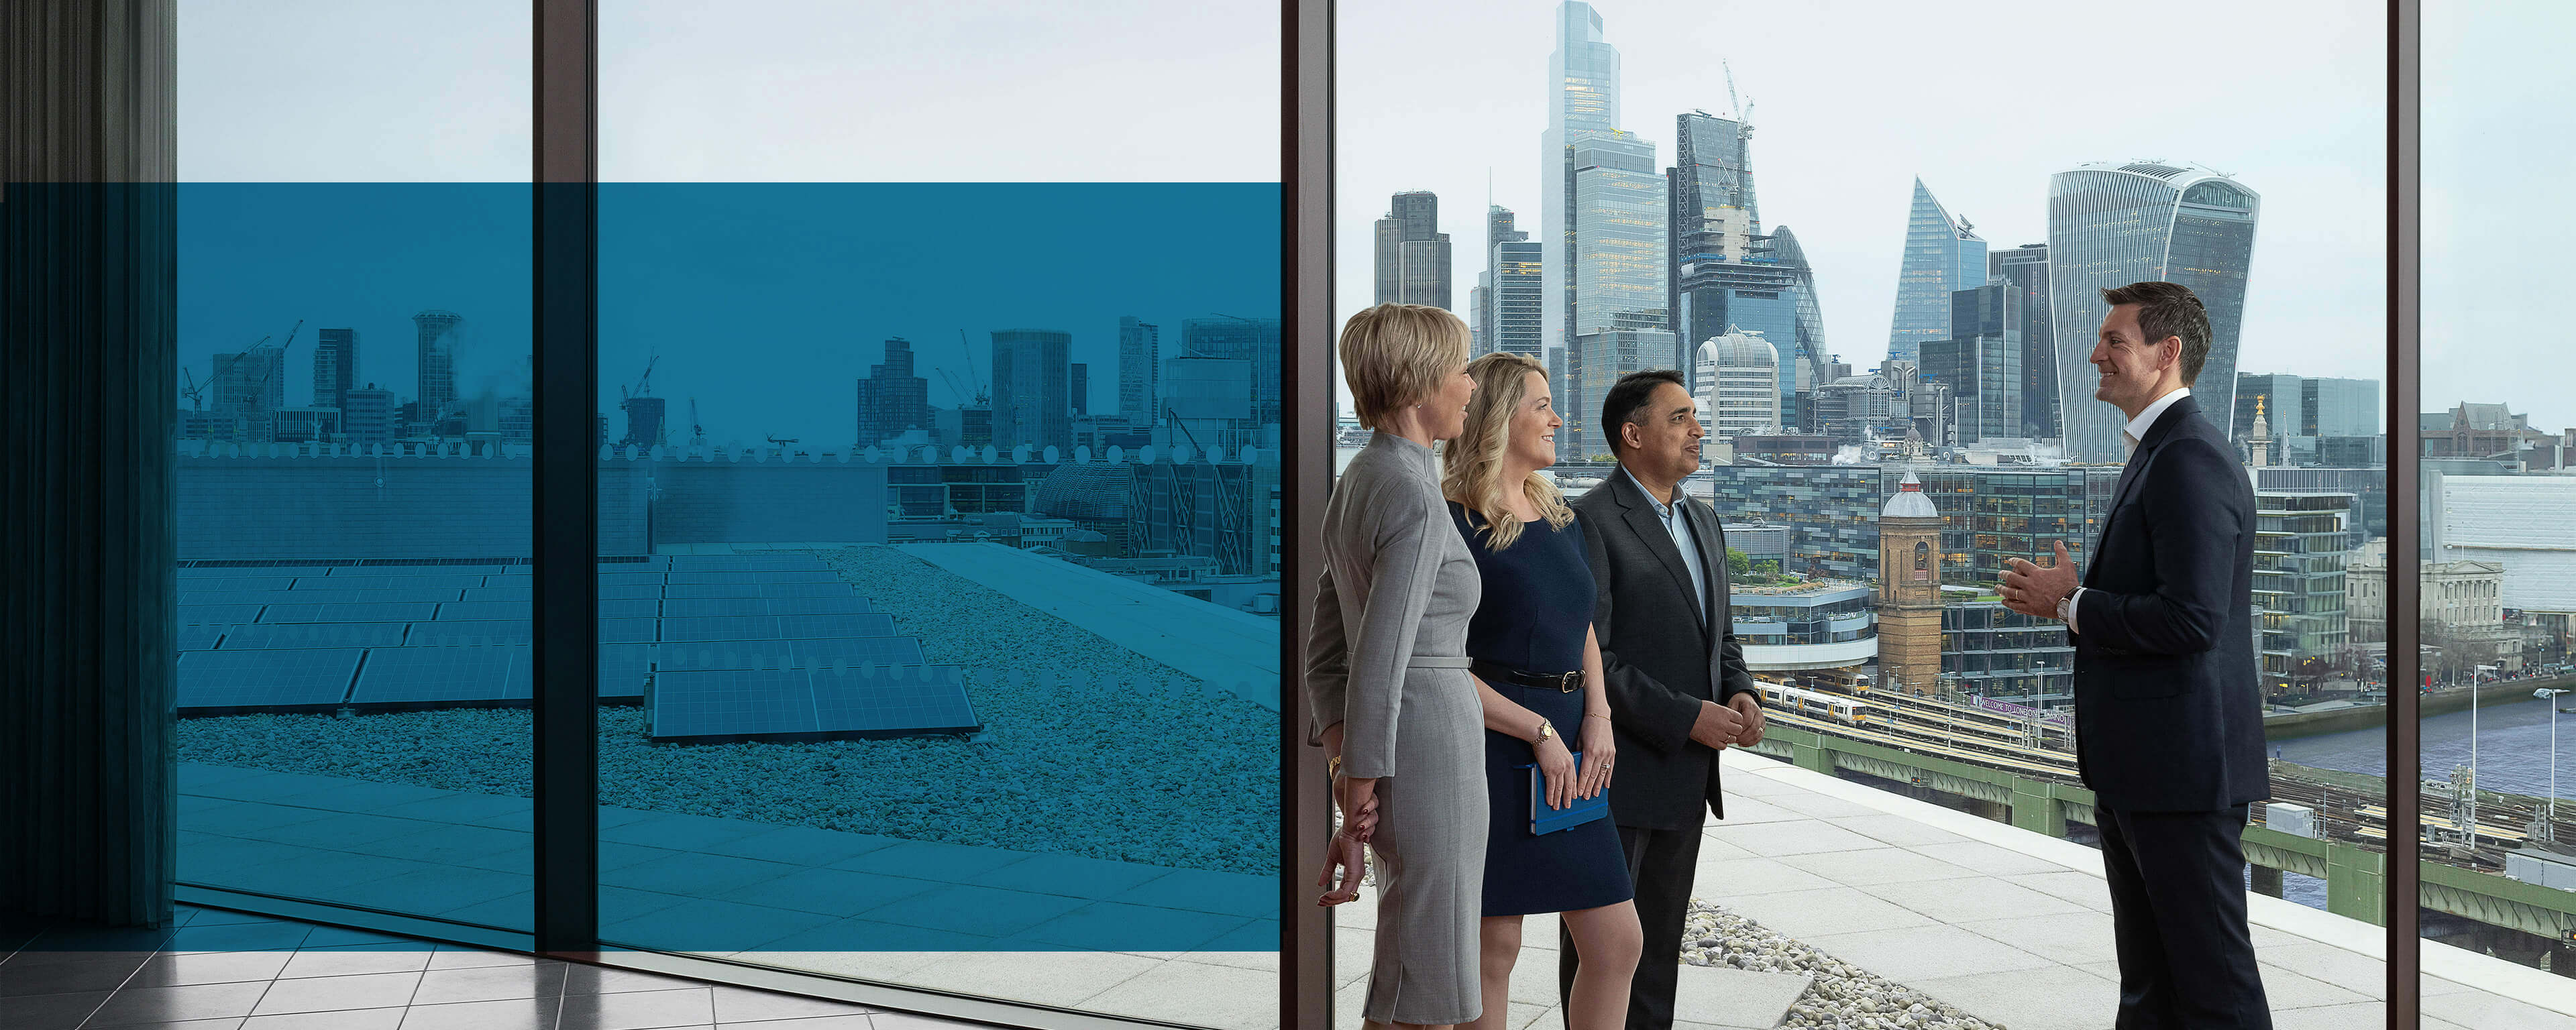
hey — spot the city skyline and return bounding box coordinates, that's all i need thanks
[178,183,1279,451]
[1338,0,2393,426]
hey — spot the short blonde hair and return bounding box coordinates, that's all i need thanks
[1443,351,1573,550]
[1340,304,1470,429]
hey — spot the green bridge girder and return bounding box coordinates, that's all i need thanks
[1746,725,2576,942]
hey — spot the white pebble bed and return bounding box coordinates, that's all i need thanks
[176,545,1279,875]
[1684,898,2001,1029]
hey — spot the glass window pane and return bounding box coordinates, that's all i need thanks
[2419,0,2576,1009]
[173,2,534,930]
[1337,2,2387,1025]
[595,3,1283,1023]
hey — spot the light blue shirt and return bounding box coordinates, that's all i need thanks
[1623,465,1709,623]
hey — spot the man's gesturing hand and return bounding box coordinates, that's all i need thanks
[2002,539,2080,620]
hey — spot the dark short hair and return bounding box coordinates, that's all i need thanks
[1601,369,1687,455]
[2100,281,2212,384]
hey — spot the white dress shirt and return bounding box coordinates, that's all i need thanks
[2065,387,2191,633]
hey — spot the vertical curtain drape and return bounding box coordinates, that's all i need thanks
[1,0,179,928]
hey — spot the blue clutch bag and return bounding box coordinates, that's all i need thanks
[1526,752,1610,835]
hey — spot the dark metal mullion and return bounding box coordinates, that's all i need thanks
[532,0,600,956]
[2385,0,2421,1022]
[1285,0,1335,1023]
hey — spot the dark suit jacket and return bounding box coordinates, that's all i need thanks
[2069,394,2272,813]
[1575,469,1759,832]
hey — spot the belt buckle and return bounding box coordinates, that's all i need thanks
[1558,671,1580,693]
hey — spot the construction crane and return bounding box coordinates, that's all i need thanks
[687,397,706,447]
[621,353,657,402]
[617,353,665,447]
[953,330,988,407]
[240,319,305,408]
[764,433,804,457]
[1723,61,1747,127]
[179,367,207,410]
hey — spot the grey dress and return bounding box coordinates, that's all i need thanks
[1306,432,1487,1026]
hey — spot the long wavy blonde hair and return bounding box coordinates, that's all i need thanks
[1442,351,1574,550]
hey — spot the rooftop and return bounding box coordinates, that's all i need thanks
[1335,748,2576,1029]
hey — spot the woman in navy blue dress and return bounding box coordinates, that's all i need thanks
[1441,351,1640,1030]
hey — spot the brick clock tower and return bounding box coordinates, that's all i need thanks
[1876,469,1947,695]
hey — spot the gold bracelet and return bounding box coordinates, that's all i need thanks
[1326,754,1344,781]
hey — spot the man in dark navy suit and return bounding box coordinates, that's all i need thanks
[2001,281,2273,1029]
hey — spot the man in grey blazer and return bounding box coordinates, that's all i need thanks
[1560,369,1764,1030]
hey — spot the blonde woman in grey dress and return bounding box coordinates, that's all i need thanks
[1308,302,1487,1029]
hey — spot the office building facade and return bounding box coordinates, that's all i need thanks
[2253,492,2352,678]
[1373,190,1452,308]
[1917,284,2024,445]
[1179,315,1281,427]
[1118,316,1158,423]
[856,337,931,447]
[411,309,464,422]
[1481,206,1542,359]
[989,329,1071,451]
[2046,161,2260,463]
[2303,376,2379,437]
[311,328,358,412]
[1695,329,1781,439]
[1988,244,2055,440]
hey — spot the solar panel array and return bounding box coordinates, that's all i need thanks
[173,556,977,741]
[649,665,975,743]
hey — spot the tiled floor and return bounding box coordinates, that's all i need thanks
[1332,748,2576,1030]
[0,903,974,1030]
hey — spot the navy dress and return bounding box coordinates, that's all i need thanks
[1450,502,1636,917]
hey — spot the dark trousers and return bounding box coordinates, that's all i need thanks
[1559,822,1697,1030]
[2096,803,2272,1030]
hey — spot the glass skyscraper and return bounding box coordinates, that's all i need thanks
[411,308,464,422]
[1483,206,1542,359]
[1886,178,1986,365]
[312,327,358,413]
[1988,243,2055,441]
[1769,225,1831,431]
[1181,314,1282,428]
[1118,315,1158,422]
[1540,0,1621,431]
[1669,110,1806,424]
[2046,160,2261,463]
[1569,131,1667,461]
[989,328,1071,450]
[1920,285,2025,446]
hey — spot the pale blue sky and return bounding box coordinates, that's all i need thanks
[172,1,2573,433]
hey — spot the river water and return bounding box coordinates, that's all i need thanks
[2271,690,2576,801]
[2266,691,2575,912]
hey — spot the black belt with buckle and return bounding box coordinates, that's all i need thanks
[1470,660,1582,693]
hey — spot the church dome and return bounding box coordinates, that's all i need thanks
[1881,469,1940,519]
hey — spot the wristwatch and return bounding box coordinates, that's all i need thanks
[1534,718,1556,746]
[2055,591,2076,624]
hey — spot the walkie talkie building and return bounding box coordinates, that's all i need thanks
[2045,161,2261,464]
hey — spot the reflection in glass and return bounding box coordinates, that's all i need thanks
[2417,0,2576,994]
[590,183,1281,1024]
[174,183,536,931]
